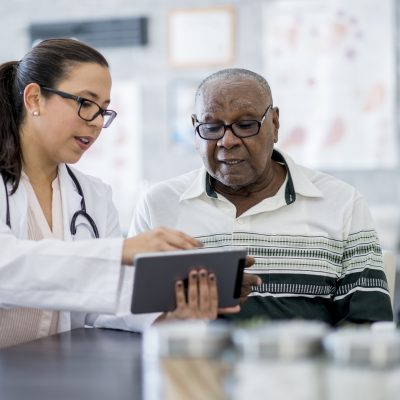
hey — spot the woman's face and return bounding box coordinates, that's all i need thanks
[24,62,113,167]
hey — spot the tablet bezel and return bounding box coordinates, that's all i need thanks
[130,247,247,314]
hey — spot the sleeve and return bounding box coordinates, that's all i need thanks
[0,229,124,313]
[0,178,125,314]
[93,192,161,332]
[333,195,393,325]
[128,193,152,236]
[105,184,122,238]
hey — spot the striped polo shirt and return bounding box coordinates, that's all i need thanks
[131,149,393,325]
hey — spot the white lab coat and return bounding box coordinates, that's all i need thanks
[0,164,126,332]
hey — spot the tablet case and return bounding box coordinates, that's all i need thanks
[131,247,247,313]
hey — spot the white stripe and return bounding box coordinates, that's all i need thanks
[342,265,384,276]
[334,287,390,301]
[249,292,332,299]
[250,269,339,278]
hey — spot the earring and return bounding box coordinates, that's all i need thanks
[32,111,40,116]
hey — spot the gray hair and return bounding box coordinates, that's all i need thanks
[195,68,272,102]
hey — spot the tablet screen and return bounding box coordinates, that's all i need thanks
[131,247,247,314]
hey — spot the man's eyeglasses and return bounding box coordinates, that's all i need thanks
[40,86,117,128]
[193,104,273,141]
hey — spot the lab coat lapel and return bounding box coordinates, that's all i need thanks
[5,179,29,239]
[58,164,83,242]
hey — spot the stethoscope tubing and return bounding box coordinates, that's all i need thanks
[2,166,99,238]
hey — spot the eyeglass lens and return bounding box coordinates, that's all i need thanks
[198,120,260,140]
[78,100,114,127]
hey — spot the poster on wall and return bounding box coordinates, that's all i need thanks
[169,80,199,150]
[168,6,236,67]
[262,0,397,169]
[75,80,142,234]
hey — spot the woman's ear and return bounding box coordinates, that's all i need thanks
[23,83,42,116]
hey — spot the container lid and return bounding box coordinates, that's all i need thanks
[142,320,232,358]
[323,327,400,367]
[232,320,329,360]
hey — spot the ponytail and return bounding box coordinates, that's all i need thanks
[0,61,22,193]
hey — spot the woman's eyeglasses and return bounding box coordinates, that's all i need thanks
[40,86,117,128]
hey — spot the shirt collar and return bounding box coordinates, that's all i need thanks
[180,148,323,202]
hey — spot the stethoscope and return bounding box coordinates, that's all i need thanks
[2,165,99,238]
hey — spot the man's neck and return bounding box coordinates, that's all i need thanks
[212,161,287,217]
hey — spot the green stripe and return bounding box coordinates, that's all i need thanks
[197,231,392,324]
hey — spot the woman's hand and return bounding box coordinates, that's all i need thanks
[155,268,224,322]
[122,227,202,265]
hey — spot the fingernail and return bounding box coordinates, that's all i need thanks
[177,281,183,288]
[209,274,215,282]
[200,271,207,278]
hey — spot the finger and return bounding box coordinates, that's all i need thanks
[245,256,255,268]
[208,273,218,319]
[175,280,187,312]
[158,243,187,252]
[239,273,261,304]
[218,305,241,314]
[242,272,262,287]
[159,227,203,249]
[198,269,211,316]
[187,270,199,315]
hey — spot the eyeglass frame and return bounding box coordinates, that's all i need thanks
[192,104,273,141]
[40,86,117,128]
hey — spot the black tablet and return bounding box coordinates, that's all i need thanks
[130,247,247,314]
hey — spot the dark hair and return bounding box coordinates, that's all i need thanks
[195,68,272,102]
[0,38,109,193]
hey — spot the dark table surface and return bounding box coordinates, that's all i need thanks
[0,328,142,400]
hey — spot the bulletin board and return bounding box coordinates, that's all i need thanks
[168,6,236,68]
[262,0,397,170]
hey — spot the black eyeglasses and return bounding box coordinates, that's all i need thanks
[193,104,273,140]
[40,86,117,128]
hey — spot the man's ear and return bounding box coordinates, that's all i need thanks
[272,106,280,143]
[23,83,42,116]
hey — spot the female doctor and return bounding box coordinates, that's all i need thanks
[0,38,213,349]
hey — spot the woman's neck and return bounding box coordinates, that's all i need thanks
[21,128,58,186]
[22,163,58,187]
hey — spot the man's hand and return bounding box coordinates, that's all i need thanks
[239,256,262,304]
[154,255,262,322]
[216,256,262,315]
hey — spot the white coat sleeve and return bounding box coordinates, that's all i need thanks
[93,193,161,332]
[0,222,124,314]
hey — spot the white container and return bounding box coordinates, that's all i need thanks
[323,327,400,400]
[142,320,232,400]
[230,320,329,400]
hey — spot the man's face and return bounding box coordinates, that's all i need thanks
[193,78,279,191]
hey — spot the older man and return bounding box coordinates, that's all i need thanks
[130,68,392,325]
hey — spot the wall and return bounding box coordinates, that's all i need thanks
[1,0,399,257]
